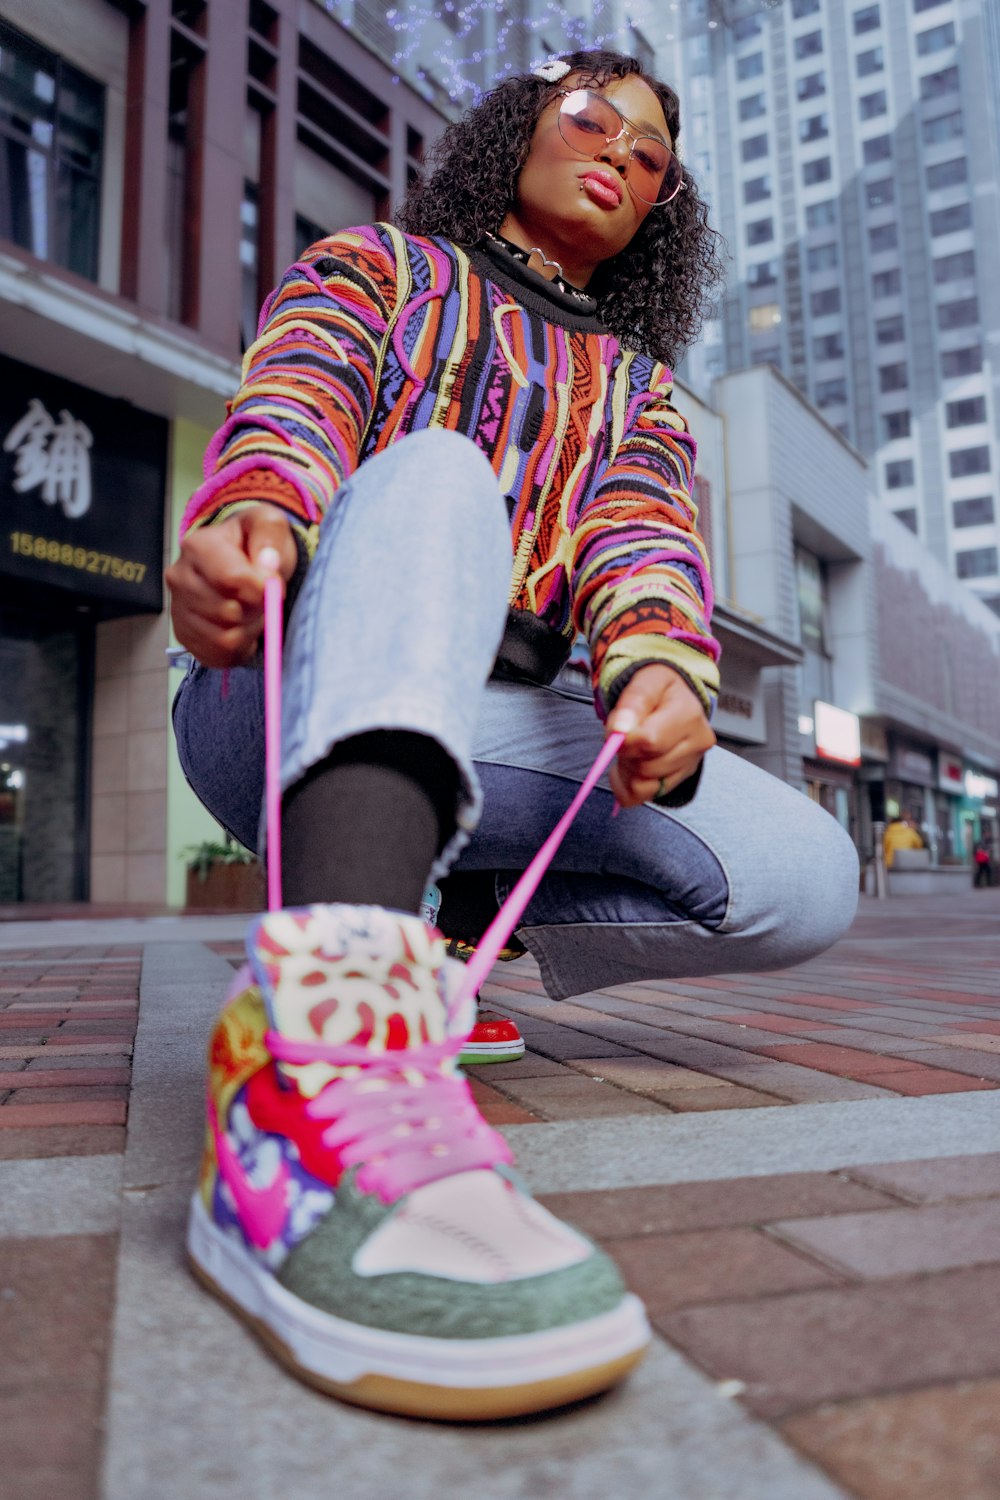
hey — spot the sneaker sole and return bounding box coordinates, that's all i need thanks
[187,1193,649,1421]
[458,1039,527,1065]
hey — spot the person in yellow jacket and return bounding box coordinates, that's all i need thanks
[884,812,925,867]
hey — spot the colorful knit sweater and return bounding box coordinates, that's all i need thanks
[181,223,720,717]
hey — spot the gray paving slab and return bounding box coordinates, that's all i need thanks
[0,1153,122,1237]
[502,1093,1000,1192]
[123,942,237,1188]
[101,936,849,1500]
[0,914,248,950]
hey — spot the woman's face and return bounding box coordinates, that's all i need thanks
[500,72,673,286]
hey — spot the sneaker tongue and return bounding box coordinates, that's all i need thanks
[248,905,450,1097]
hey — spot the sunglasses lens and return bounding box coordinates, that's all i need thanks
[557,90,680,206]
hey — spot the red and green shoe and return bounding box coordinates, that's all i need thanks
[445,938,527,1066]
[420,888,527,1066]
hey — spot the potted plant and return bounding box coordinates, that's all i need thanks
[183,837,265,911]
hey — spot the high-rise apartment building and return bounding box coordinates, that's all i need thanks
[674,0,1000,615]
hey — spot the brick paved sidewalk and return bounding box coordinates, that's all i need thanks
[3,892,1000,1499]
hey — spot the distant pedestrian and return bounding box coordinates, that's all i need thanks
[883,811,924,868]
[974,838,993,888]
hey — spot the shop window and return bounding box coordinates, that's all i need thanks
[0,604,90,902]
[0,18,104,281]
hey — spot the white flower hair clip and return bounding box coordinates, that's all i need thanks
[532,57,571,83]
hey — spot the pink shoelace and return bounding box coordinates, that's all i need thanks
[266,1030,514,1203]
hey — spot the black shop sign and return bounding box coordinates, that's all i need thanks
[0,355,166,612]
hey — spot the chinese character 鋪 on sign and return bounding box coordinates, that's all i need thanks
[3,397,93,519]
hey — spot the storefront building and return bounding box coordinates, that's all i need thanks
[0,356,167,901]
[0,0,445,906]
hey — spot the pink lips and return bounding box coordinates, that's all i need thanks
[580,171,624,207]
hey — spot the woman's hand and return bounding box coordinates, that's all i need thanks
[605,663,716,808]
[165,503,299,668]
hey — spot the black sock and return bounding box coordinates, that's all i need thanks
[281,731,459,914]
[436,869,525,952]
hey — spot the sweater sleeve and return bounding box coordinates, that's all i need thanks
[568,365,721,720]
[179,224,402,539]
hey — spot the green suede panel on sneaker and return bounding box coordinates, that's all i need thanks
[276,1176,628,1340]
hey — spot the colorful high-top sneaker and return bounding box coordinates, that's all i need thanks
[420,885,527,1067]
[187,903,649,1420]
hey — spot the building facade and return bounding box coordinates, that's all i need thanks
[673,0,1000,617]
[0,0,446,905]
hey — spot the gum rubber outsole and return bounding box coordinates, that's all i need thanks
[189,1253,647,1420]
[187,1199,650,1421]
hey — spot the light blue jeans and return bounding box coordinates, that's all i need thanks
[173,430,859,1000]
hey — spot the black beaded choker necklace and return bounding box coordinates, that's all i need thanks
[482,232,598,314]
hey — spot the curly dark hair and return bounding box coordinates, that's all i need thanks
[395,50,724,364]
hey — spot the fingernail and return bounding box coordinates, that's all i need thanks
[258,547,281,573]
[609,709,638,734]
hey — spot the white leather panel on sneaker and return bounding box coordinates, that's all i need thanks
[351,1169,592,1282]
